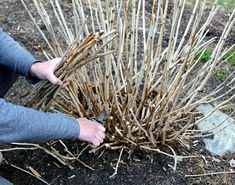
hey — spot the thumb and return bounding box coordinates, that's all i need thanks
[48,74,63,86]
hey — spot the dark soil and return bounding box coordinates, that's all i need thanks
[0,0,234,184]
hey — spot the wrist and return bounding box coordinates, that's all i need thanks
[30,61,42,77]
[76,118,81,139]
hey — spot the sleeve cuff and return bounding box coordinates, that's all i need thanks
[27,60,41,84]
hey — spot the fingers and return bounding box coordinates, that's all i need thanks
[77,118,106,148]
[89,127,105,148]
[89,143,98,149]
[48,74,63,86]
[96,133,104,143]
[47,58,63,86]
[62,74,75,88]
[98,130,105,140]
[90,136,104,148]
[97,129,105,143]
[98,124,106,132]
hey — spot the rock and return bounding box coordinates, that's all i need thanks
[229,159,235,168]
[196,104,235,156]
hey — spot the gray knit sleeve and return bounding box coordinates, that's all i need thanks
[0,98,80,143]
[0,28,36,78]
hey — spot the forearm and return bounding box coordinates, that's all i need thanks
[0,98,80,143]
[0,28,36,78]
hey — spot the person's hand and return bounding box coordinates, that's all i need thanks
[77,118,106,148]
[30,58,63,86]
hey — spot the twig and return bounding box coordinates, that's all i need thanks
[185,171,235,177]
[0,147,37,152]
[140,145,197,159]
[10,164,50,185]
[110,147,124,178]
[166,145,178,172]
[58,140,94,170]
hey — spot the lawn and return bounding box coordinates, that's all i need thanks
[189,0,235,10]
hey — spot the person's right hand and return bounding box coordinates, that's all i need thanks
[77,118,106,148]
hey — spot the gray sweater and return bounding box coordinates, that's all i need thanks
[0,28,80,143]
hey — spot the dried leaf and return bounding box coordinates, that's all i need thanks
[212,157,221,163]
[28,166,42,178]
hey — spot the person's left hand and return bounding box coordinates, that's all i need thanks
[30,58,63,86]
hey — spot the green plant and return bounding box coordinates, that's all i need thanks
[197,49,212,63]
[224,102,235,112]
[213,69,229,81]
[225,50,235,67]
[189,0,235,11]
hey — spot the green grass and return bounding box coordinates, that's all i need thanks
[196,49,213,63]
[188,0,235,11]
[213,69,229,81]
[197,49,235,66]
[211,0,235,6]
[196,49,234,81]
[224,102,235,112]
[225,50,235,67]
